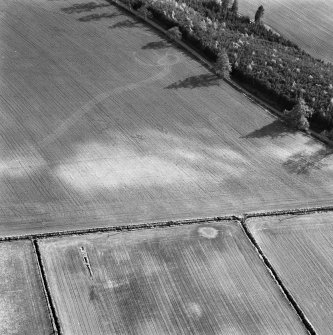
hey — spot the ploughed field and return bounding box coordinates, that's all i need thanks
[239,0,333,63]
[39,221,308,334]
[1,0,333,237]
[0,241,53,335]
[247,212,333,334]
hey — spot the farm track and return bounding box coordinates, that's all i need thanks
[1,1,333,332]
[1,0,333,237]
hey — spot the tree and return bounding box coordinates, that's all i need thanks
[222,0,230,12]
[327,98,333,115]
[214,48,232,79]
[168,26,182,41]
[137,4,151,19]
[327,129,333,140]
[218,0,230,20]
[284,97,314,131]
[255,5,264,23]
[231,0,238,15]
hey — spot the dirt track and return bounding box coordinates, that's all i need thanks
[1,0,333,237]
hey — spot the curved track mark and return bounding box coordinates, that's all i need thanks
[38,51,178,148]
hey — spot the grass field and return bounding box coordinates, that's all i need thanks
[1,0,333,237]
[239,0,333,63]
[247,212,333,333]
[39,221,307,334]
[0,240,53,334]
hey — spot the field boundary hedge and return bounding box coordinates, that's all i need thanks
[107,0,333,147]
[2,205,333,241]
[241,218,317,335]
[32,240,62,335]
[0,215,236,241]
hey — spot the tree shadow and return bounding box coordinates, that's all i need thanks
[61,2,110,14]
[165,73,220,89]
[78,12,119,22]
[242,119,296,140]
[108,19,139,29]
[283,148,332,175]
[142,41,170,50]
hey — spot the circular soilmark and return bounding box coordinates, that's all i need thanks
[157,53,179,66]
[185,302,202,318]
[133,52,157,67]
[198,227,218,239]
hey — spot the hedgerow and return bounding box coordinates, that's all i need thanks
[180,0,300,48]
[120,0,333,131]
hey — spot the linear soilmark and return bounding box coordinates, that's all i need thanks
[80,246,93,277]
[109,0,333,148]
[240,218,317,335]
[32,239,62,335]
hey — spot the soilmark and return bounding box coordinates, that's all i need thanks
[185,302,202,318]
[80,246,93,277]
[198,227,218,239]
[38,51,178,149]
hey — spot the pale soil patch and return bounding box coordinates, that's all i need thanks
[39,222,307,334]
[0,0,333,236]
[198,226,219,238]
[247,212,333,333]
[0,241,53,335]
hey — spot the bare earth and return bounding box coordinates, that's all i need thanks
[0,240,53,335]
[1,0,333,237]
[39,221,307,334]
[247,212,333,334]
[239,0,333,63]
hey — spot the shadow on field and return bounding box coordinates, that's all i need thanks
[283,148,332,174]
[165,73,220,89]
[61,2,110,14]
[243,119,295,140]
[108,19,139,29]
[142,41,170,50]
[78,12,119,22]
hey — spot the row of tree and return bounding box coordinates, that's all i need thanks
[181,0,299,48]
[124,0,333,131]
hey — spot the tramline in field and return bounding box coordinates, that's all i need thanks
[0,241,53,335]
[246,212,333,334]
[238,0,333,63]
[1,0,333,333]
[39,221,308,334]
[1,0,333,237]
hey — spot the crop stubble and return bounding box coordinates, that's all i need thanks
[39,221,308,334]
[1,0,333,236]
[0,240,53,334]
[247,212,333,334]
